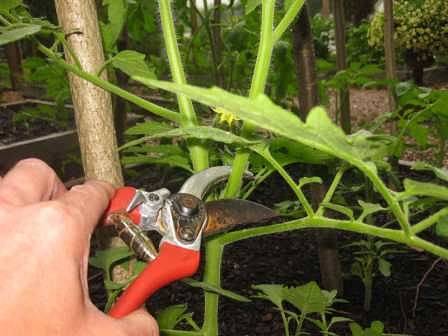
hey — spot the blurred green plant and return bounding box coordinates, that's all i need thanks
[254,281,351,336]
[344,237,401,311]
[391,82,448,165]
[368,0,448,84]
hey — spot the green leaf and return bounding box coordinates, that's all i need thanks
[411,162,448,183]
[252,284,285,308]
[184,279,251,302]
[111,50,156,79]
[431,92,448,118]
[284,281,329,314]
[408,123,429,147]
[329,316,353,328]
[321,202,354,220]
[435,215,448,238]
[0,24,41,45]
[101,0,127,53]
[121,126,259,150]
[125,121,173,135]
[245,0,261,15]
[89,247,133,274]
[133,80,368,167]
[122,154,192,172]
[298,176,323,188]
[357,200,386,222]
[156,304,189,330]
[0,0,22,11]
[369,321,385,334]
[349,321,385,336]
[349,322,365,336]
[402,179,448,201]
[378,259,391,277]
[270,137,334,165]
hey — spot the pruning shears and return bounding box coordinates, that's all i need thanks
[104,166,277,318]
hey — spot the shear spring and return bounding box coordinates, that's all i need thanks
[108,213,158,262]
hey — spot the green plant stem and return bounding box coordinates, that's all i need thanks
[224,151,250,197]
[241,167,273,199]
[363,262,373,311]
[256,146,314,216]
[361,163,412,236]
[273,0,305,42]
[37,44,181,123]
[316,165,347,216]
[214,216,448,259]
[393,105,430,156]
[224,0,276,197]
[201,238,224,335]
[159,0,209,172]
[296,312,306,336]
[412,207,448,234]
[280,308,290,336]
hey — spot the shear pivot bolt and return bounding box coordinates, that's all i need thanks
[175,194,200,216]
[148,193,160,202]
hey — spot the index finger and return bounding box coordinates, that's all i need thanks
[0,159,66,207]
[56,179,115,237]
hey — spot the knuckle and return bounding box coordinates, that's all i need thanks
[35,202,73,240]
[72,182,111,206]
[16,158,53,174]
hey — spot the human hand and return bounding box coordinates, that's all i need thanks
[0,159,159,336]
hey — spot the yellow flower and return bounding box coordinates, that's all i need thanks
[213,107,240,126]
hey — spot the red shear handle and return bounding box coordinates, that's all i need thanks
[106,186,141,224]
[109,242,200,318]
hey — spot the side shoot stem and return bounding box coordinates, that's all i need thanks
[159,0,209,172]
[224,0,276,198]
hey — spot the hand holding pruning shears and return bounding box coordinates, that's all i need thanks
[0,159,158,336]
[105,166,277,318]
[0,159,275,335]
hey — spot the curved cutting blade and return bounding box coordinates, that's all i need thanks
[204,199,278,237]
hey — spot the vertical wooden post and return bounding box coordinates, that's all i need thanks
[384,0,397,112]
[333,0,351,134]
[322,0,331,17]
[54,0,123,187]
[293,4,343,294]
[5,42,23,91]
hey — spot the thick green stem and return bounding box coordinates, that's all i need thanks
[247,0,275,99]
[201,238,224,335]
[412,207,448,234]
[215,216,448,259]
[159,0,209,172]
[37,44,181,123]
[224,0,276,198]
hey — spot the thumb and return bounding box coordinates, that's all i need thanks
[117,308,159,336]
